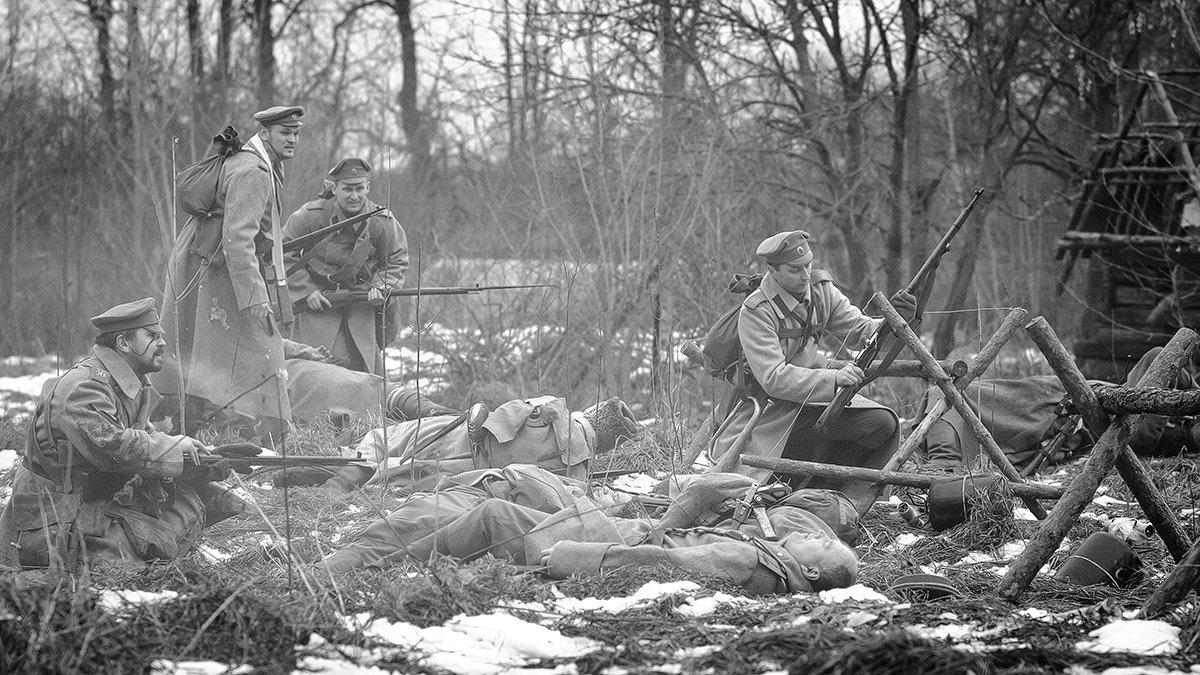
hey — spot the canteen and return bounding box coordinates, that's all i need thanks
[926,474,1001,531]
[1054,532,1144,587]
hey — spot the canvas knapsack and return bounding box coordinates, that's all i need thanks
[177,125,243,217]
[701,273,764,382]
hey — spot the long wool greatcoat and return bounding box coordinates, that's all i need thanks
[282,198,409,374]
[711,270,898,482]
[0,347,242,570]
[154,142,291,435]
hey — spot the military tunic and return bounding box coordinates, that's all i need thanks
[0,347,241,570]
[711,270,899,506]
[283,198,409,374]
[155,140,292,437]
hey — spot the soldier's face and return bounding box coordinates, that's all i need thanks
[119,328,166,374]
[334,180,369,215]
[780,530,856,587]
[262,125,301,159]
[773,260,813,297]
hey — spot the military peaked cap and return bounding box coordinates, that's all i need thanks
[328,157,372,182]
[756,230,814,266]
[253,105,305,128]
[90,297,165,335]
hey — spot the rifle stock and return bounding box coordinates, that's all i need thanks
[814,188,985,434]
[281,206,387,253]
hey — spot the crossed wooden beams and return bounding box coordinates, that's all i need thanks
[737,293,1200,604]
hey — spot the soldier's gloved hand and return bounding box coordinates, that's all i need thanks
[889,290,918,322]
[307,290,332,311]
[367,287,385,307]
[834,364,865,388]
[246,302,275,335]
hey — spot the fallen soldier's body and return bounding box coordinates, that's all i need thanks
[920,347,1199,472]
[283,339,457,425]
[317,466,860,595]
[317,395,640,492]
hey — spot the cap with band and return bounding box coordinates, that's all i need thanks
[90,297,165,335]
[253,105,305,128]
[756,230,813,266]
[328,157,372,182]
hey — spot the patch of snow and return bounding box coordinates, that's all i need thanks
[845,610,878,628]
[908,623,976,641]
[0,373,54,398]
[0,449,18,471]
[675,592,754,617]
[196,545,231,563]
[150,659,252,675]
[818,584,891,604]
[293,656,393,675]
[1012,508,1038,521]
[1092,495,1131,507]
[1075,619,1181,656]
[552,580,701,613]
[888,533,920,551]
[99,589,181,615]
[609,473,661,494]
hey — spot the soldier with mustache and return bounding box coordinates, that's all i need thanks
[0,299,245,571]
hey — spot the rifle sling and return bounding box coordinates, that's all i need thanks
[285,216,370,278]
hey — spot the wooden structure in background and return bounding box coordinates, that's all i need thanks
[1056,71,1200,382]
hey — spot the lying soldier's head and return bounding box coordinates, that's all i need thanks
[780,530,859,591]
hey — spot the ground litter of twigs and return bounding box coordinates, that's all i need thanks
[6,414,1200,674]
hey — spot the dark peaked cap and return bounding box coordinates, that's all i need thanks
[756,230,814,266]
[91,297,164,335]
[253,106,304,127]
[328,157,372,181]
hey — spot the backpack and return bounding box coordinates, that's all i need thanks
[701,273,764,382]
[177,125,243,217]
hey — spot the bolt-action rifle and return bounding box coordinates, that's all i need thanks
[292,283,557,315]
[198,442,367,473]
[814,188,985,434]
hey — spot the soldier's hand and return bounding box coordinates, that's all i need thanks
[834,364,865,388]
[307,289,332,311]
[889,290,918,322]
[367,287,385,307]
[246,302,274,333]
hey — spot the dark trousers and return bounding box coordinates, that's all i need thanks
[781,406,897,502]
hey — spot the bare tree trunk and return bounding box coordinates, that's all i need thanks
[85,0,116,130]
[392,0,428,179]
[186,0,204,130]
[254,0,275,108]
[502,0,516,150]
[215,0,233,122]
[882,0,921,292]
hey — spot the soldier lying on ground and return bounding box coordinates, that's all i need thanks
[282,339,457,425]
[315,465,860,595]
[920,346,1199,473]
[0,299,244,571]
[313,395,641,492]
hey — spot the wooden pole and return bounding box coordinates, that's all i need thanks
[997,327,1198,601]
[883,308,1029,475]
[1026,318,1193,562]
[1089,384,1200,416]
[874,294,1049,518]
[739,455,1065,501]
[1141,537,1200,618]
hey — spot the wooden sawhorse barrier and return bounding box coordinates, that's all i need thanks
[997,326,1199,601]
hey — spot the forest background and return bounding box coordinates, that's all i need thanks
[2,0,1198,429]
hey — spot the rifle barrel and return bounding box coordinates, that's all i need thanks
[282,206,387,253]
[904,188,985,294]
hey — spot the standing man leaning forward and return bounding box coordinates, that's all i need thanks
[0,299,242,571]
[710,230,916,507]
[157,106,304,439]
[283,157,409,374]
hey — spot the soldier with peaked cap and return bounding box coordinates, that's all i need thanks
[707,230,917,510]
[155,106,304,438]
[0,299,245,571]
[282,156,409,373]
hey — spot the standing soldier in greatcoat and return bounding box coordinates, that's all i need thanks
[156,106,304,439]
[282,157,409,374]
[709,230,917,508]
[0,299,243,571]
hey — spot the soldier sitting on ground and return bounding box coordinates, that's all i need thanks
[0,299,243,571]
[315,466,860,595]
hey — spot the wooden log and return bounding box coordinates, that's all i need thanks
[883,308,1029,476]
[1089,384,1200,416]
[1141,536,1200,618]
[739,455,1065,501]
[997,327,1199,601]
[1026,318,1193,562]
[874,294,1049,519]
